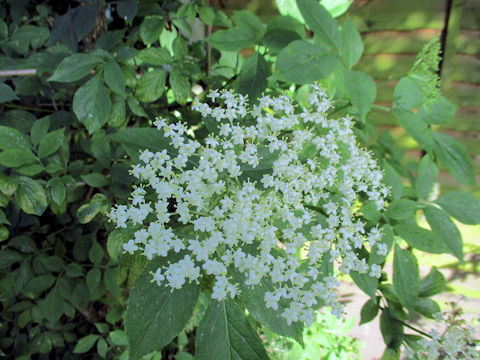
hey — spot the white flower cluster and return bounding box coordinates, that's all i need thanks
[405,311,480,360]
[108,86,389,326]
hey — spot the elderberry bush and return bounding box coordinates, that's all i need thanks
[109,87,389,327]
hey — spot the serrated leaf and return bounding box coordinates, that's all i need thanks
[433,132,476,186]
[237,53,270,104]
[275,40,337,84]
[345,70,376,121]
[385,199,423,221]
[297,0,342,50]
[424,205,463,260]
[234,270,303,345]
[419,267,445,297]
[394,223,448,254]
[415,154,438,199]
[73,74,111,134]
[418,97,456,125]
[195,298,269,360]
[136,69,167,103]
[393,76,423,110]
[393,109,433,151]
[341,18,363,69]
[108,127,174,162]
[125,256,199,360]
[169,67,190,105]
[350,271,377,299]
[38,128,65,158]
[140,16,163,45]
[415,298,440,319]
[16,176,48,216]
[382,160,403,200]
[107,227,139,261]
[434,190,480,225]
[0,125,30,150]
[137,47,172,66]
[393,245,419,311]
[0,148,36,167]
[48,53,103,82]
[103,61,126,97]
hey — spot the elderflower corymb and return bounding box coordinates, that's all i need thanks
[108,86,389,326]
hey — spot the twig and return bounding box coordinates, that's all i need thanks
[0,69,37,78]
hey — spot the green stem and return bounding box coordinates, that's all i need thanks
[3,103,55,113]
[372,104,391,112]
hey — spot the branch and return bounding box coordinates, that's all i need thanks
[0,69,37,78]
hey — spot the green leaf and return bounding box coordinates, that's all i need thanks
[73,334,100,354]
[0,125,30,150]
[433,132,476,186]
[424,206,463,260]
[41,285,64,323]
[87,267,101,292]
[385,199,423,221]
[81,173,109,187]
[73,74,111,134]
[350,271,377,299]
[369,224,394,265]
[77,194,109,224]
[418,97,456,125]
[173,36,187,60]
[393,76,423,110]
[234,271,303,345]
[125,256,199,360]
[195,298,269,360]
[140,16,163,45]
[198,6,216,25]
[321,0,353,18]
[103,61,126,97]
[237,53,270,104]
[415,298,440,319]
[48,53,103,82]
[393,109,433,151]
[262,16,302,54]
[49,178,66,205]
[419,267,445,297]
[136,69,167,103]
[0,209,10,225]
[0,84,19,103]
[206,27,260,52]
[0,225,8,242]
[108,127,174,162]
[107,227,138,261]
[136,47,172,66]
[0,148,36,168]
[38,128,65,158]
[169,67,190,105]
[297,0,342,50]
[108,97,126,127]
[434,190,480,225]
[382,160,403,200]
[89,240,104,264]
[30,117,50,147]
[393,244,419,311]
[275,40,337,84]
[360,298,379,324]
[109,330,128,346]
[16,176,48,215]
[117,0,137,23]
[91,132,111,168]
[341,18,363,69]
[345,70,376,121]
[0,174,19,196]
[415,154,438,199]
[394,223,448,254]
[97,337,108,358]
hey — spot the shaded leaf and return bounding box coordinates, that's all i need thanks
[434,190,480,225]
[38,129,65,158]
[49,53,103,82]
[15,176,48,215]
[136,69,167,103]
[237,53,270,104]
